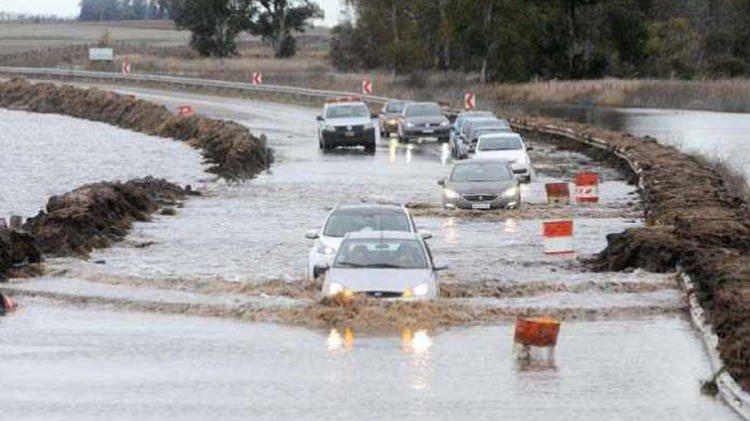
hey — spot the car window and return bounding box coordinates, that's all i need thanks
[323,211,411,237]
[334,239,427,269]
[450,162,513,182]
[326,104,370,118]
[405,104,442,117]
[385,102,406,113]
[477,136,523,151]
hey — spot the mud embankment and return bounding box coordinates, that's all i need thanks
[0,77,270,180]
[0,177,190,279]
[514,115,750,389]
[0,227,41,280]
[22,177,188,257]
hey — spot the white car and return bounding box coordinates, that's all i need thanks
[472,132,533,183]
[322,231,444,301]
[305,204,427,280]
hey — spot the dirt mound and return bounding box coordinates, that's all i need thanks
[0,78,271,180]
[514,115,750,389]
[0,227,42,280]
[23,177,187,257]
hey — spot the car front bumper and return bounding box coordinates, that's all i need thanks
[322,128,376,145]
[443,194,521,210]
[403,127,450,139]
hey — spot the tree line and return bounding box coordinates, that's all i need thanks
[78,0,170,21]
[79,0,322,58]
[329,0,750,81]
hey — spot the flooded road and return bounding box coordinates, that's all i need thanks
[0,299,737,421]
[0,84,740,419]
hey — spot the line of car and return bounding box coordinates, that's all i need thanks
[310,97,536,301]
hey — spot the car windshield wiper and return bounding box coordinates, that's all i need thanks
[335,262,367,268]
[368,263,408,268]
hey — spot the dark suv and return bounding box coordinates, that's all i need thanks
[397,102,450,143]
[316,97,376,152]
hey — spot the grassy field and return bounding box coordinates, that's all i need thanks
[2,21,750,113]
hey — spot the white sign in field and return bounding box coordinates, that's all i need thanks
[88,48,114,61]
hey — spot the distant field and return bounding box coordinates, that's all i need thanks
[0,21,190,54]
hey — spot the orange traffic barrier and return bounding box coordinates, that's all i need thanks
[177,106,194,117]
[514,317,561,347]
[545,183,570,206]
[543,220,574,254]
[575,172,600,203]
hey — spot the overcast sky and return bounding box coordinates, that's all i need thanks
[0,0,343,26]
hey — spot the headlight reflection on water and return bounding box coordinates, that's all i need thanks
[440,143,450,166]
[401,329,433,354]
[327,328,354,351]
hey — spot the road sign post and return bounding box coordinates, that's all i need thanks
[464,91,476,110]
[362,79,373,95]
[253,72,263,86]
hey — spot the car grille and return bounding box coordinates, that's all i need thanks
[463,194,498,202]
[335,125,364,132]
[364,291,404,298]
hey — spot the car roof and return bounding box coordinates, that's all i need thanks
[454,158,513,166]
[327,101,367,107]
[405,102,440,107]
[343,230,420,240]
[459,111,494,118]
[478,132,522,139]
[333,204,407,214]
[386,100,413,105]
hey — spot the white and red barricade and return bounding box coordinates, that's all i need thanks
[545,183,571,206]
[543,220,574,254]
[575,172,599,203]
[253,72,263,86]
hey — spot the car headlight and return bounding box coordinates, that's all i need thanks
[387,119,397,125]
[406,122,415,128]
[413,283,429,296]
[324,125,336,132]
[328,282,344,295]
[502,186,519,197]
[317,245,336,255]
[364,122,373,130]
[444,189,460,199]
[440,120,450,127]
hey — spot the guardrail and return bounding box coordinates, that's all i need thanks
[0,66,392,105]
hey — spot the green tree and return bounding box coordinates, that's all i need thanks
[249,0,323,58]
[169,0,255,57]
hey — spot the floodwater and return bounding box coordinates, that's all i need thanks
[0,108,210,217]
[516,104,750,178]
[0,85,740,419]
[0,299,738,421]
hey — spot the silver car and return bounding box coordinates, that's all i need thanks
[439,159,521,210]
[321,231,444,301]
[397,102,451,143]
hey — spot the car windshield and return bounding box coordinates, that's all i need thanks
[323,210,411,238]
[463,119,509,135]
[405,104,442,117]
[477,136,523,151]
[450,162,513,182]
[326,104,370,118]
[471,127,511,139]
[334,238,427,269]
[385,102,406,113]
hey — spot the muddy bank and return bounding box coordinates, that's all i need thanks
[513,115,750,389]
[23,177,187,257]
[0,77,270,180]
[0,226,41,280]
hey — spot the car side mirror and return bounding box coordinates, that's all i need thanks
[526,146,534,151]
[437,179,445,187]
[305,229,319,240]
[434,264,449,272]
[419,230,433,240]
[316,116,323,122]
[371,112,378,119]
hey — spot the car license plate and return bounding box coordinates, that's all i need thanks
[345,131,355,137]
[472,203,491,210]
[422,129,434,134]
